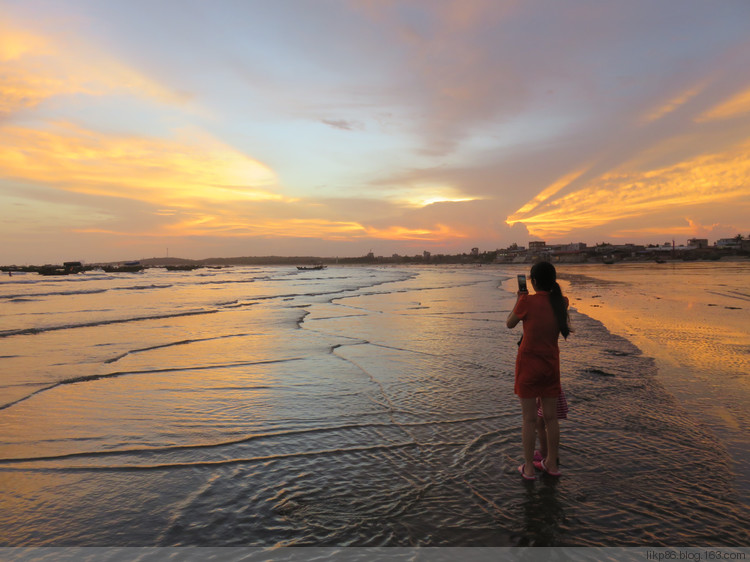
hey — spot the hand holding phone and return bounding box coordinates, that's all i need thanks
[517,274,528,293]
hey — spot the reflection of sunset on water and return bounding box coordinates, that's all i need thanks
[559,263,750,442]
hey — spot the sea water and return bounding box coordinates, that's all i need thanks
[0,264,747,546]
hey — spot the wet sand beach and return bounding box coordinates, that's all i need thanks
[555,261,750,505]
[0,264,747,546]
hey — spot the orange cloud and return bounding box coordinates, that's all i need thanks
[510,167,588,217]
[168,217,465,243]
[507,139,750,239]
[698,86,750,121]
[0,27,51,61]
[0,20,183,115]
[609,222,712,239]
[0,122,282,205]
[0,26,61,112]
[364,223,466,241]
[606,217,747,242]
[641,82,706,123]
[167,218,367,239]
[75,212,467,244]
[1,113,472,244]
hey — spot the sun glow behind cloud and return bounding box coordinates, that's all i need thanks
[400,184,478,208]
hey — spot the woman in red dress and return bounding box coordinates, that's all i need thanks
[506,261,571,480]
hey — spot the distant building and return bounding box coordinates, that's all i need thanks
[716,238,740,248]
[470,247,479,257]
[423,250,431,261]
[551,242,587,254]
[528,241,546,252]
[688,238,709,249]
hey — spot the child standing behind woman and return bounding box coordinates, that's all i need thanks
[506,261,571,480]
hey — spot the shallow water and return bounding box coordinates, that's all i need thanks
[0,265,747,546]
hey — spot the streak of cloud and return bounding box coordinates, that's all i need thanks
[508,138,750,238]
[321,119,364,131]
[0,122,282,204]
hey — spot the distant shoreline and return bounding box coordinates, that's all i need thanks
[2,253,748,271]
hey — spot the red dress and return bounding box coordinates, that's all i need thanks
[513,291,568,399]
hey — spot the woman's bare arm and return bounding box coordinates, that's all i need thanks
[506,293,523,328]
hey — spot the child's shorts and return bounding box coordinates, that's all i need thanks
[536,388,568,419]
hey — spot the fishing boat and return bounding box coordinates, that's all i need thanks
[37,261,85,275]
[102,261,144,273]
[165,264,201,271]
[37,266,72,276]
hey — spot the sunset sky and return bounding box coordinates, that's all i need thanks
[2,0,750,263]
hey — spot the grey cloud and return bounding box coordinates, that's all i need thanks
[321,119,364,131]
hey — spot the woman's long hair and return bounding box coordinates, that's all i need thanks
[530,261,571,339]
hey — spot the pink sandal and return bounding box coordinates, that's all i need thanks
[540,459,562,477]
[518,464,536,481]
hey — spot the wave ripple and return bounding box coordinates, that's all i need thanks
[0,266,747,547]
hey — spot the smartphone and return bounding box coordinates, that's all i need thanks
[517,274,528,293]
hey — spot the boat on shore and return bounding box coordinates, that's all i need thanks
[37,261,86,276]
[102,261,144,273]
[165,264,201,271]
[38,266,73,276]
[297,265,327,271]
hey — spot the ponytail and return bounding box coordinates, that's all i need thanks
[529,261,571,339]
[549,281,571,339]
